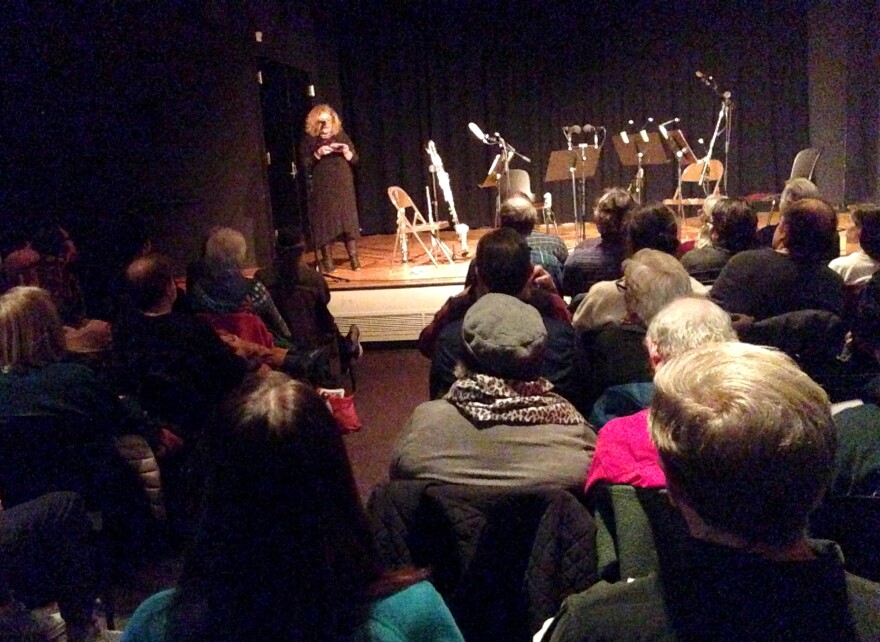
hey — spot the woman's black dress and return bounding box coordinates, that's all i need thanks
[301,132,360,247]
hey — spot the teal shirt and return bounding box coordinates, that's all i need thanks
[120,581,464,642]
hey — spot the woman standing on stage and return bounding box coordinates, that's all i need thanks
[301,104,362,272]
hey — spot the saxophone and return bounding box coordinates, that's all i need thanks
[426,140,470,257]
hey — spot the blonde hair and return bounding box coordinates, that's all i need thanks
[649,342,835,545]
[305,104,341,138]
[0,287,66,371]
[205,227,247,267]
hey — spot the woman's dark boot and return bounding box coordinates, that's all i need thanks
[320,245,336,273]
[345,240,362,271]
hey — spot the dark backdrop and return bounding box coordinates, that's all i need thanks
[333,0,811,232]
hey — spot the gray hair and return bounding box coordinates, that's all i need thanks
[623,249,693,324]
[646,296,737,363]
[205,227,248,267]
[779,178,820,214]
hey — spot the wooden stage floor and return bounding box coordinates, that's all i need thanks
[321,217,707,290]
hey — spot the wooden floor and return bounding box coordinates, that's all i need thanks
[308,209,855,291]
[316,212,791,290]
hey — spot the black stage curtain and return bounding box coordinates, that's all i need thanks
[331,1,810,233]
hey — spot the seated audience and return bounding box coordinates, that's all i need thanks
[585,297,737,488]
[546,343,880,641]
[828,401,880,498]
[497,193,569,291]
[422,229,579,408]
[830,203,880,286]
[678,193,722,255]
[121,374,464,642]
[562,188,635,297]
[757,176,821,247]
[0,286,152,551]
[187,227,291,341]
[711,198,844,320]
[113,254,250,436]
[254,227,361,365]
[680,197,758,286]
[392,293,596,490]
[573,203,706,333]
[0,492,105,642]
[585,249,692,406]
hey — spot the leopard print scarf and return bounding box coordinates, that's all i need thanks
[445,372,586,427]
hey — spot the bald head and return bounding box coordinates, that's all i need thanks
[126,254,176,312]
[499,193,538,236]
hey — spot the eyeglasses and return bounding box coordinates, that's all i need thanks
[615,277,627,292]
[318,118,331,125]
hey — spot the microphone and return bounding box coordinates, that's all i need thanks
[582,124,596,133]
[468,122,488,143]
[658,117,680,139]
[695,70,708,79]
[570,125,582,135]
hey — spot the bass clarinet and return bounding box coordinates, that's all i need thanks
[426,140,470,257]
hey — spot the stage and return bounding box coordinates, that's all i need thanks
[323,217,704,342]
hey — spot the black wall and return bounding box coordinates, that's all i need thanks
[2,0,340,274]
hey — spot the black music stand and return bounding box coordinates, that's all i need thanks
[612,133,670,204]
[545,147,599,239]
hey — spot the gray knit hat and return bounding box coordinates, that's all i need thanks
[461,293,547,379]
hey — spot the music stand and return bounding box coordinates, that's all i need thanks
[545,147,599,240]
[612,133,670,203]
[479,154,506,189]
[662,130,698,166]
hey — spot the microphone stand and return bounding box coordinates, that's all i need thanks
[489,132,531,226]
[577,144,590,241]
[564,130,579,240]
[700,92,732,194]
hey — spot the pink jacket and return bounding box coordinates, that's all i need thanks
[584,409,666,491]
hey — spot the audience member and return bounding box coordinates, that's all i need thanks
[757,177,821,247]
[0,492,103,642]
[573,203,706,333]
[392,293,596,490]
[113,254,250,436]
[0,286,152,554]
[829,401,880,498]
[425,229,582,411]
[585,297,737,488]
[680,192,723,255]
[121,373,464,642]
[563,188,635,296]
[254,227,361,365]
[187,227,291,341]
[711,198,844,320]
[547,343,880,641]
[584,249,692,406]
[680,198,758,286]
[498,193,569,290]
[830,203,880,286]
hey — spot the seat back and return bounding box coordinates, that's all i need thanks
[388,186,417,212]
[367,482,598,642]
[809,496,880,582]
[790,147,821,181]
[0,415,116,509]
[498,168,534,202]
[681,159,724,184]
